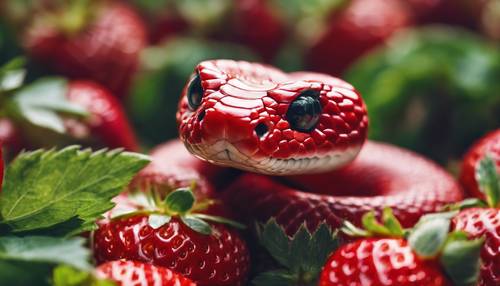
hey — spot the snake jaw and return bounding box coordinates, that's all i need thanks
[177,60,369,175]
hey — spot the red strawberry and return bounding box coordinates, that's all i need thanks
[449,132,500,285]
[319,238,449,286]
[95,260,196,286]
[93,187,250,286]
[66,80,139,151]
[460,129,500,199]
[453,208,500,286]
[22,2,147,97]
[306,0,412,76]
[0,118,25,156]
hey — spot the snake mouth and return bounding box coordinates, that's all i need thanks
[184,140,361,176]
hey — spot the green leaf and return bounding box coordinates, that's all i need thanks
[0,146,151,235]
[148,214,171,229]
[306,223,339,276]
[0,57,26,92]
[257,220,338,285]
[258,219,292,268]
[7,77,88,133]
[191,213,246,229]
[440,234,483,286]
[165,188,195,214]
[0,261,52,286]
[408,215,451,259]
[181,216,212,235]
[0,236,91,270]
[252,270,296,286]
[52,265,116,286]
[476,155,500,208]
[361,211,391,236]
[289,224,311,273]
[382,207,404,236]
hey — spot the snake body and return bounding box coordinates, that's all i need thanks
[144,60,464,232]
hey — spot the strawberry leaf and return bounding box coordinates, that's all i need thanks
[165,187,195,214]
[408,212,454,259]
[0,236,91,270]
[6,77,88,133]
[0,146,150,235]
[0,57,26,93]
[476,155,500,208]
[440,232,483,286]
[256,219,338,285]
[181,216,212,235]
[382,207,404,236]
[258,219,292,268]
[191,213,246,229]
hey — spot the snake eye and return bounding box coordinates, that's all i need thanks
[286,90,322,132]
[187,73,204,110]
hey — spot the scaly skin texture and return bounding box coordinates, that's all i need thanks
[23,2,147,97]
[306,0,412,76]
[319,238,450,286]
[66,81,139,151]
[177,60,368,175]
[223,141,463,235]
[459,129,500,199]
[453,208,500,286]
[95,260,196,286]
[94,216,250,286]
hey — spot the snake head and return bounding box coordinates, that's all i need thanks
[177,60,368,175]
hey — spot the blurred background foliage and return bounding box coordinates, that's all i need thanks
[0,0,499,166]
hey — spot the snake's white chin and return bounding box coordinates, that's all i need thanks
[184,140,362,176]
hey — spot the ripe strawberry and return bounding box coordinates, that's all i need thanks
[93,187,250,286]
[319,238,448,286]
[22,1,147,97]
[306,0,412,76]
[449,133,500,285]
[459,129,500,199]
[95,260,196,286]
[66,80,139,151]
[453,208,500,286]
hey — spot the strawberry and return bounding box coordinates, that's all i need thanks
[95,260,196,286]
[452,208,500,286]
[319,238,448,286]
[447,132,500,285]
[459,129,500,199]
[65,80,139,151]
[254,208,481,285]
[306,0,412,76]
[21,1,147,97]
[93,187,250,286]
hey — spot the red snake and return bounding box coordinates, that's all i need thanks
[140,60,464,234]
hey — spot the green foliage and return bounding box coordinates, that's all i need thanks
[253,219,339,286]
[52,265,116,286]
[476,155,500,208]
[346,26,500,163]
[0,146,150,235]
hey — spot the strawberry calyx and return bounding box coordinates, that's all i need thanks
[475,154,500,208]
[343,207,483,285]
[252,219,339,286]
[342,207,405,238]
[111,185,245,235]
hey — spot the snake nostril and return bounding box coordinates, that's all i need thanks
[197,109,206,121]
[254,122,268,138]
